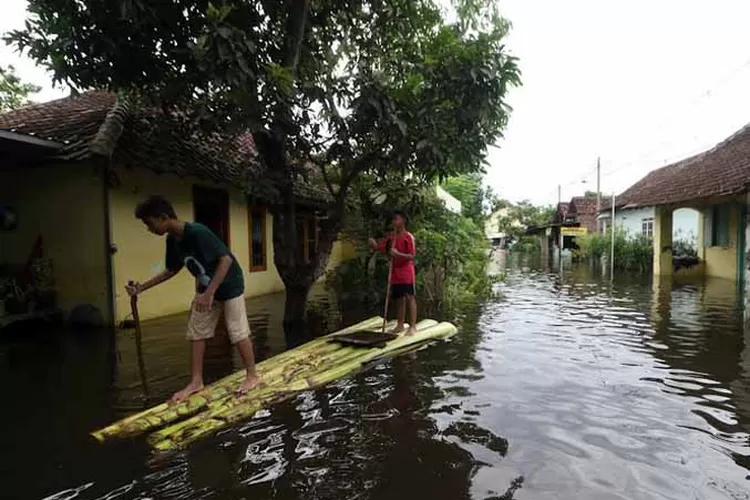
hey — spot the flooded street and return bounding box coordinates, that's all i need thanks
[3,256,750,500]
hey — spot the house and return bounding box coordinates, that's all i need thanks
[607,122,750,293]
[484,207,523,248]
[598,205,699,247]
[567,196,599,233]
[543,196,598,253]
[0,92,353,326]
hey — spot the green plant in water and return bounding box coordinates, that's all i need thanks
[575,230,653,273]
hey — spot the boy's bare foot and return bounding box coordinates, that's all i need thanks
[235,375,261,396]
[405,326,418,336]
[171,380,204,404]
[390,325,405,335]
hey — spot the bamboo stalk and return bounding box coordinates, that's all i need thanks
[147,321,457,454]
[91,316,385,442]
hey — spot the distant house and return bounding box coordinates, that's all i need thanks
[0,92,352,326]
[605,122,750,291]
[484,207,523,247]
[567,196,599,233]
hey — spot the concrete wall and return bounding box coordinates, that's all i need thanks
[108,166,286,322]
[0,163,110,320]
[435,185,462,214]
[108,166,354,323]
[1,162,356,324]
[613,206,698,243]
[702,204,740,281]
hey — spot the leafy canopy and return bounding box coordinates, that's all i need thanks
[0,65,40,112]
[8,0,521,198]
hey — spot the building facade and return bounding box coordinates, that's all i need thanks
[0,92,353,326]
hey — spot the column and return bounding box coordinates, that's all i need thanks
[653,206,673,276]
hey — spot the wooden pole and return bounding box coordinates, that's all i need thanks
[610,194,616,279]
[128,281,149,396]
[596,157,601,232]
[382,258,393,334]
[558,184,562,265]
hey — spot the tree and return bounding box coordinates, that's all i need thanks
[0,65,40,112]
[9,0,520,332]
[441,173,489,225]
[496,200,554,242]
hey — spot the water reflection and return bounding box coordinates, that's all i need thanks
[4,260,750,499]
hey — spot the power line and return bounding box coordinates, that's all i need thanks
[599,55,750,180]
[535,54,750,204]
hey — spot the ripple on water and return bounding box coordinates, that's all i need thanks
[10,262,750,500]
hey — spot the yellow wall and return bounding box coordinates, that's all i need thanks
[108,166,285,322]
[704,204,739,281]
[325,239,356,274]
[0,163,109,318]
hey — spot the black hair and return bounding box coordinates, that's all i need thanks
[391,209,408,223]
[135,195,177,220]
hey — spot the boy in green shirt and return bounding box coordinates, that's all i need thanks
[126,195,260,403]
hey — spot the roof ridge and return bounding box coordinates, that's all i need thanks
[90,95,131,159]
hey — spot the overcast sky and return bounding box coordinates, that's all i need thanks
[3,0,750,206]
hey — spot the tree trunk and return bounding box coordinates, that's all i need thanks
[271,201,341,343]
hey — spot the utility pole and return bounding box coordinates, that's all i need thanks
[558,184,562,265]
[596,157,601,233]
[610,193,616,279]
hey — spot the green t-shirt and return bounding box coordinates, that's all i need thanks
[165,222,244,301]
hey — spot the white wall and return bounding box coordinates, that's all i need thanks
[435,185,462,214]
[606,206,699,245]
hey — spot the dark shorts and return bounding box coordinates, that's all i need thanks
[390,284,415,299]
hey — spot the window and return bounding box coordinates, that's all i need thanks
[296,214,320,263]
[248,206,267,271]
[710,204,731,246]
[307,217,318,262]
[641,218,654,238]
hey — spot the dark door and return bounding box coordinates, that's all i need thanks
[193,185,230,245]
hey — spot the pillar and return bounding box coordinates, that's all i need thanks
[744,194,750,325]
[696,208,706,261]
[653,206,673,276]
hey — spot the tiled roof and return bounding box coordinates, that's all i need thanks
[0,91,330,204]
[0,91,115,160]
[616,123,750,208]
[568,195,599,232]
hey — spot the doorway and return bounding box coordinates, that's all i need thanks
[193,185,230,245]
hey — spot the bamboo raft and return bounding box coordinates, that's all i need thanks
[92,316,458,456]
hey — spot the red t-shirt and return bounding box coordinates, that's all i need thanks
[378,231,416,284]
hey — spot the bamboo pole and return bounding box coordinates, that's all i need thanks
[128,281,149,397]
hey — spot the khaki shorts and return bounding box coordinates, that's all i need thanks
[187,295,251,344]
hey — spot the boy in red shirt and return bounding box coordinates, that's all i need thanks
[369,210,417,336]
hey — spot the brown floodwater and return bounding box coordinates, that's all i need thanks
[2,255,750,500]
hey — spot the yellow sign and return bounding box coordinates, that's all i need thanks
[561,227,587,236]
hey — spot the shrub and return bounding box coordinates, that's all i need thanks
[575,230,653,273]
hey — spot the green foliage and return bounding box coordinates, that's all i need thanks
[0,65,40,112]
[441,173,493,224]
[329,182,497,313]
[9,0,521,313]
[493,200,555,245]
[575,230,653,273]
[512,235,542,254]
[9,0,520,190]
[673,239,698,259]
[672,228,698,258]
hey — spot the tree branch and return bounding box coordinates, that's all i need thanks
[319,162,337,198]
